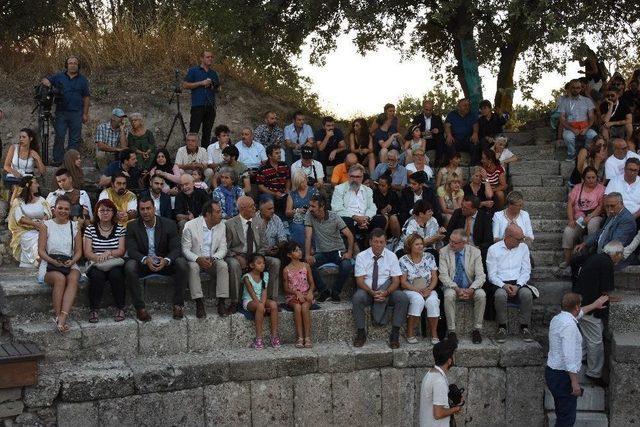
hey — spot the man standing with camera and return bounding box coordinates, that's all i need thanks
[41,55,91,166]
[183,50,220,148]
[419,339,463,426]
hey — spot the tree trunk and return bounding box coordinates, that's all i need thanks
[494,43,520,113]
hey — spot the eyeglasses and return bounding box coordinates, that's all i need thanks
[349,174,363,178]
[98,209,113,214]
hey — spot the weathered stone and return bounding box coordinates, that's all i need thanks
[57,402,98,427]
[0,388,20,404]
[313,342,355,373]
[612,332,640,363]
[80,318,138,360]
[381,368,414,426]
[204,382,251,426]
[323,305,356,343]
[293,374,333,426]
[97,388,204,427]
[127,352,229,394]
[610,361,640,426]
[332,369,382,426]
[609,294,640,334]
[138,314,188,356]
[518,186,566,202]
[499,339,544,367]
[229,312,267,348]
[393,344,434,368]
[10,320,82,361]
[545,384,605,412]
[226,348,313,382]
[250,377,294,427]
[60,361,134,402]
[14,412,45,426]
[547,411,608,427]
[461,368,506,426]
[510,160,560,176]
[455,339,500,367]
[0,400,23,418]
[23,372,61,408]
[506,367,544,426]
[352,341,393,370]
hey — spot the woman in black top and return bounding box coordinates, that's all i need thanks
[373,175,401,236]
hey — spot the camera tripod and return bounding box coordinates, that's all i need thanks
[164,69,187,148]
[34,106,53,165]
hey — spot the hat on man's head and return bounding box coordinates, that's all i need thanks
[301,146,314,159]
[112,108,126,118]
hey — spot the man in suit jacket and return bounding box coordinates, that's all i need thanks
[224,195,280,313]
[139,174,174,220]
[125,195,188,321]
[446,195,493,260]
[439,229,487,344]
[331,164,386,247]
[182,200,229,319]
[405,100,446,166]
[398,171,442,225]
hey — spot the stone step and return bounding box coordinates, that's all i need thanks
[501,131,536,146]
[544,383,605,411]
[526,202,567,219]
[531,220,567,233]
[608,291,640,334]
[610,358,640,426]
[532,281,571,306]
[531,266,563,281]
[510,160,560,176]
[612,332,640,364]
[518,186,567,202]
[511,175,565,187]
[546,411,608,427]
[531,250,564,266]
[532,232,563,250]
[509,145,555,160]
[614,265,640,291]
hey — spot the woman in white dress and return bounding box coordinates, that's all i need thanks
[2,128,45,189]
[8,177,50,267]
[38,195,83,333]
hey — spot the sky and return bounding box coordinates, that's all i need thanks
[297,33,582,119]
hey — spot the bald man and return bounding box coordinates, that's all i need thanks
[224,196,281,313]
[175,173,210,229]
[331,153,359,186]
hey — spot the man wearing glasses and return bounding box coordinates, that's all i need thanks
[486,224,535,343]
[331,164,386,249]
[599,87,633,143]
[605,158,640,227]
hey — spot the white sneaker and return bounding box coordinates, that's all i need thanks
[406,336,419,344]
[431,337,440,345]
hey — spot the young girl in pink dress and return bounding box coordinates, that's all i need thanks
[283,242,315,348]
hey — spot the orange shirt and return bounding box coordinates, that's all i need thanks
[331,163,349,185]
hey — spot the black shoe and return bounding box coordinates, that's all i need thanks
[471,329,482,344]
[330,295,341,303]
[447,331,458,343]
[195,299,207,319]
[317,292,331,303]
[353,329,366,347]
[389,330,400,349]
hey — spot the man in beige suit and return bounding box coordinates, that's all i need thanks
[182,200,229,318]
[225,196,280,313]
[439,228,487,344]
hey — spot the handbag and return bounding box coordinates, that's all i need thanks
[46,222,74,275]
[411,277,429,291]
[94,257,125,272]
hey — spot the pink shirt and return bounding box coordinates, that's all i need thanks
[568,183,605,218]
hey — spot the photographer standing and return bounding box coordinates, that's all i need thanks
[419,339,463,426]
[183,50,220,148]
[41,56,90,166]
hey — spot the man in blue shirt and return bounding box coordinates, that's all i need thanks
[183,50,220,148]
[41,56,91,166]
[444,98,480,165]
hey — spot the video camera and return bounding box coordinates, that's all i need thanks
[448,384,465,406]
[34,83,62,113]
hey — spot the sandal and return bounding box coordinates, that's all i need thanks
[304,337,313,348]
[270,336,281,349]
[89,310,99,323]
[114,309,126,322]
[295,337,304,348]
[57,311,70,334]
[251,337,264,350]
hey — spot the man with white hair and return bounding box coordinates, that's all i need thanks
[572,240,623,386]
[175,173,209,229]
[175,133,213,181]
[235,127,267,171]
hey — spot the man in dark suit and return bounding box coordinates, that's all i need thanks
[446,194,493,260]
[399,171,442,225]
[405,100,446,166]
[125,195,188,321]
[138,174,174,219]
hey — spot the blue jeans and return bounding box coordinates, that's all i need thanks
[312,251,354,297]
[54,110,83,163]
[562,128,597,160]
[545,367,577,427]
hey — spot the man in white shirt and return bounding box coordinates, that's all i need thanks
[175,133,213,182]
[546,293,609,427]
[419,339,463,427]
[207,124,231,170]
[182,200,229,318]
[290,146,324,190]
[605,157,640,218]
[604,138,640,182]
[486,224,534,343]
[352,228,409,349]
[283,110,314,165]
[557,79,597,161]
[46,168,93,221]
[235,127,267,170]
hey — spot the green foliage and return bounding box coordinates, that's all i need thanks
[396,86,462,128]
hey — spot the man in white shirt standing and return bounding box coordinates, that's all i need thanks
[605,157,640,220]
[182,200,229,318]
[486,224,535,343]
[352,228,409,349]
[419,339,463,427]
[604,138,640,182]
[546,293,609,427]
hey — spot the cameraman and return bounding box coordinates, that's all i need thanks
[183,50,220,148]
[419,339,463,426]
[41,56,90,166]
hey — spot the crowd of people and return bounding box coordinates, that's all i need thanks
[2,50,639,426]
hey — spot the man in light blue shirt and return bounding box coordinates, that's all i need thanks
[283,110,314,165]
[371,149,407,191]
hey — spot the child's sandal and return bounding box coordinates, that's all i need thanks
[295,337,304,348]
[304,337,313,348]
[271,336,281,349]
[251,337,264,350]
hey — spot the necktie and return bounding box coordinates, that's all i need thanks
[454,251,469,288]
[246,220,255,258]
[372,255,381,291]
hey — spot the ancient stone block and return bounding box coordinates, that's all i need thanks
[57,402,98,427]
[186,313,231,352]
[332,369,382,426]
[393,344,434,368]
[80,318,138,360]
[204,382,251,426]
[610,361,640,426]
[498,340,544,367]
[460,367,506,426]
[506,367,544,426]
[138,315,188,356]
[0,388,21,404]
[352,341,393,370]
[455,339,500,367]
[23,372,61,408]
[293,374,333,426]
[60,361,135,402]
[0,400,23,419]
[250,377,294,427]
[313,342,355,373]
[381,368,415,426]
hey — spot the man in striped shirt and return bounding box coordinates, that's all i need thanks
[257,146,290,217]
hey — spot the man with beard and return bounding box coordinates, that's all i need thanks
[138,174,174,219]
[558,79,597,162]
[254,111,284,159]
[98,172,137,226]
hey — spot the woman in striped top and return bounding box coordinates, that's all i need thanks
[481,149,507,210]
[83,199,127,323]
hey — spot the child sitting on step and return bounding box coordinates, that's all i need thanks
[283,242,315,348]
[242,254,280,349]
